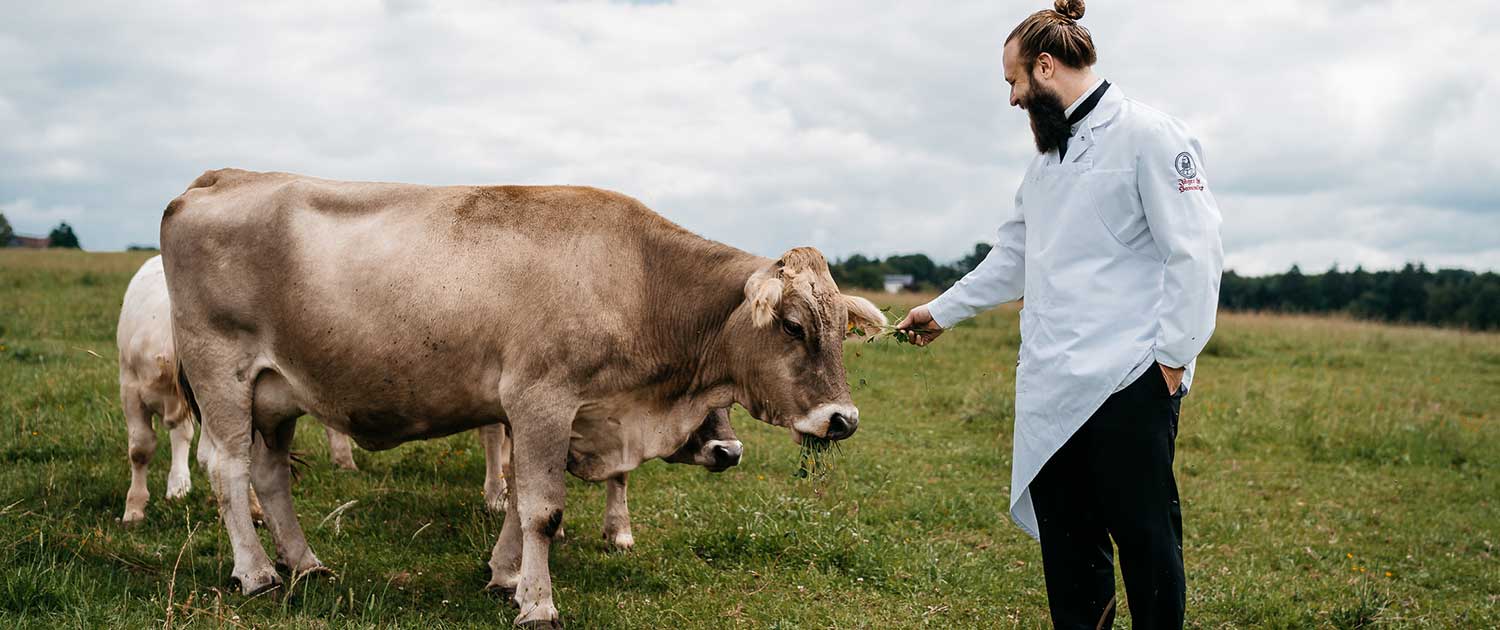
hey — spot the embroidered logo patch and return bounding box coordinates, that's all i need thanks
[1174,152,1196,178]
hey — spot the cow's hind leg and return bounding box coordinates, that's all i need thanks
[252,418,326,576]
[164,410,195,499]
[487,424,523,594]
[190,360,279,595]
[480,423,510,513]
[121,389,156,525]
[324,424,358,471]
[602,473,634,551]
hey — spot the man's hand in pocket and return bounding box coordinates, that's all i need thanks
[1159,363,1185,396]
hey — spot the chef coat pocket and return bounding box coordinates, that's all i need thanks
[1084,169,1156,257]
[1047,156,1093,176]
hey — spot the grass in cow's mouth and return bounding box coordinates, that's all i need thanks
[794,435,838,479]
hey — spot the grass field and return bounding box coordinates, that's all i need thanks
[1,249,1497,628]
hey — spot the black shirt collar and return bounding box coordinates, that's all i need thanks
[1059,80,1109,161]
[1067,79,1111,127]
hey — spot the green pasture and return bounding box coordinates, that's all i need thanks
[1,250,1496,628]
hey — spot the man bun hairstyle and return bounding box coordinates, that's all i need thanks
[1054,0,1086,20]
[1007,0,1097,71]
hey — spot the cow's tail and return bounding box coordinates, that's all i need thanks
[174,357,202,426]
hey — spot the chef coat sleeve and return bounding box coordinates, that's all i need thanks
[1138,118,1224,369]
[925,185,1026,329]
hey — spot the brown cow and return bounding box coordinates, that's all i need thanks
[482,407,742,549]
[119,258,736,536]
[162,169,883,628]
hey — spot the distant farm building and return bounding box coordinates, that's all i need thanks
[883,274,914,294]
[7,234,49,249]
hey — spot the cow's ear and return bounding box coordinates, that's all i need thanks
[842,294,886,339]
[745,267,784,328]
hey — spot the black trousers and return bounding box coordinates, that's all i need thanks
[1031,364,1185,629]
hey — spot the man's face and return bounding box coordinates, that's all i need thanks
[1003,40,1070,155]
[1002,39,1033,110]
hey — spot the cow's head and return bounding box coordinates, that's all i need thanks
[729,247,885,443]
[663,408,743,472]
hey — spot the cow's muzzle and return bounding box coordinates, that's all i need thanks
[704,440,743,472]
[791,404,860,441]
[825,412,857,441]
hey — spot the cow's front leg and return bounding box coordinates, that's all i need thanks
[479,423,510,513]
[602,473,634,551]
[251,419,325,576]
[164,413,195,499]
[502,396,573,629]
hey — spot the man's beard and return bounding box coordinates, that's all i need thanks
[1025,84,1071,155]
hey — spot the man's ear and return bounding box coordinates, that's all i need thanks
[744,267,783,328]
[1035,52,1054,80]
[842,294,887,339]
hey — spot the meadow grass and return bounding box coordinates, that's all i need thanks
[1,249,1496,628]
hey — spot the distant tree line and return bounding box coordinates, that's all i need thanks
[1222,264,1500,331]
[830,243,993,293]
[830,244,1500,331]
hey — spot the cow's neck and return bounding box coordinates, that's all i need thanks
[637,229,766,408]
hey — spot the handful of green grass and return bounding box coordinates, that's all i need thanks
[847,306,935,345]
[795,435,839,479]
[848,323,937,345]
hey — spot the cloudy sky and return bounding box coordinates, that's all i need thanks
[2,0,1496,274]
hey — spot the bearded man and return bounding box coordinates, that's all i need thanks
[896,2,1224,627]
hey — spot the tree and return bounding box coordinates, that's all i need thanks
[1318,264,1352,310]
[0,212,12,247]
[48,222,81,249]
[956,242,993,274]
[1464,283,1500,330]
[1387,263,1426,322]
[1276,265,1316,312]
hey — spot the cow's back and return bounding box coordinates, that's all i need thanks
[117,255,175,392]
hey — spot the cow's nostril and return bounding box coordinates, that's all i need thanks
[826,412,857,440]
[709,443,743,470]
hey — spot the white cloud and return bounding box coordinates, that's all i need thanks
[0,0,1495,274]
[0,198,86,235]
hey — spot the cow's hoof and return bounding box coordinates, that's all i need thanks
[333,457,359,471]
[515,603,561,629]
[165,476,191,500]
[230,568,281,596]
[121,512,145,527]
[484,487,508,514]
[604,530,634,551]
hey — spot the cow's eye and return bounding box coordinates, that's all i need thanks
[781,319,805,340]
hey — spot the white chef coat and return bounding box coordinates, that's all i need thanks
[926,84,1223,539]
